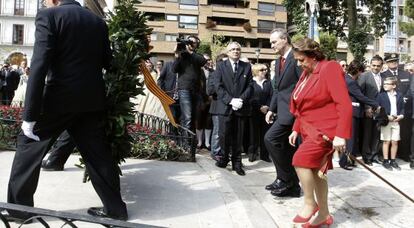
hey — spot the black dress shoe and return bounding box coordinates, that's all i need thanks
[363,159,373,166]
[232,167,245,176]
[215,159,228,168]
[265,179,284,191]
[340,164,353,171]
[271,185,301,198]
[41,160,64,171]
[248,153,257,162]
[87,207,128,221]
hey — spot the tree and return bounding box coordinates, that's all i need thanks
[319,32,338,60]
[400,0,414,36]
[284,0,393,60]
[104,0,152,175]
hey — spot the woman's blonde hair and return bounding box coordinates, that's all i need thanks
[252,63,267,77]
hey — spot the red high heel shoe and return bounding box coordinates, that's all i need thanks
[292,206,319,223]
[301,215,333,228]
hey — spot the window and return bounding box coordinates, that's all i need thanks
[408,41,411,52]
[275,4,285,12]
[258,3,275,16]
[165,34,178,41]
[387,22,396,36]
[179,0,198,10]
[375,39,380,52]
[179,15,198,29]
[14,0,25,15]
[258,20,285,33]
[166,14,178,21]
[150,33,157,41]
[13,24,24,45]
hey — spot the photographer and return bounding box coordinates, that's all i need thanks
[172,35,207,131]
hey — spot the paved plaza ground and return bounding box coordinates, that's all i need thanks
[0,150,413,227]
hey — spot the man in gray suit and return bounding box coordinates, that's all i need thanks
[358,55,384,165]
[264,28,302,197]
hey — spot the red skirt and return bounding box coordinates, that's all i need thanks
[292,130,333,170]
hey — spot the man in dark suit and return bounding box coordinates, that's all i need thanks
[214,42,253,176]
[382,53,412,161]
[264,28,302,197]
[340,60,379,170]
[0,63,20,105]
[6,0,127,221]
[157,61,180,123]
[357,55,384,165]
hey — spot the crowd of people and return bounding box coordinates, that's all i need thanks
[1,2,413,225]
[0,60,30,107]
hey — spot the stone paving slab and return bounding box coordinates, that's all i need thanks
[1,150,413,227]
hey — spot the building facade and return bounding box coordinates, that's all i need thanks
[0,0,108,65]
[137,0,288,63]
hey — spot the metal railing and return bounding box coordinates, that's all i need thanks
[0,202,163,228]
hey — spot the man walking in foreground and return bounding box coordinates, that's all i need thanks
[5,0,128,222]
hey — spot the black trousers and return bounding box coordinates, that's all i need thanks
[264,120,298,184]
[409,121,414,161]
[218,114,246,167]
[7,111,127,218]
[248,111,270,160]
[46,130,76,166]
[340,117,360,167]
[361,117,380,162]
[398,117,411,161]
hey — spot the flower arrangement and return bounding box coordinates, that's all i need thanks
[0,105,22,149]
[127,123,191,161]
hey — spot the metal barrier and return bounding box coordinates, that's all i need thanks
[0,202,164,228]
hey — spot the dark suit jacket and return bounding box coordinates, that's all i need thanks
[357,71,383,111]
[157,61,176,99]
[346,75,378,118]
[269,50,302,125]
[214,59,253,116]
[4,70,20,91]
[24,0,111,121]
[376,91,404,116]
[251,79,272,111]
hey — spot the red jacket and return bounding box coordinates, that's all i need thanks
[290,60,352,140]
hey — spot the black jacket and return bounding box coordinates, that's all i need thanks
[346,75,378,118]
[24,0,111,121]
[214,59,253,116]
[157,61,177,99]
[269,50,302,125]
[250,79,272,112]
[172,52,206,91]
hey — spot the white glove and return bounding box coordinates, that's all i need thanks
[21,121,40,141]
[230,98,243,110]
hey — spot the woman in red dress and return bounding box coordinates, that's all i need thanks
[288,38,352,227]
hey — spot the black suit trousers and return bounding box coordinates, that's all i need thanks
[248,111,270,160]
[264,120,298,184]
[7,111,127,218]
[361,117,380,162]
[340,117,360,167]
[46,130,76,166]
[218,114,246,167]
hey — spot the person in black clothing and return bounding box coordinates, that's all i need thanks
[248,63,272,162]
[264,28,302,197]
[41,130,76,171]
[157,61,180,123]
[172,35,207,131]
[5,0,127,221]
[214,42,253,176]
[0,63,21,105]
[340,60,379,170]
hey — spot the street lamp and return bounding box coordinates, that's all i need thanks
[255,48,261,63]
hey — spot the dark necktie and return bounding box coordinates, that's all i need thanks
[393,71,397,76]
[234,62,238,78]
[279,56,286,73]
